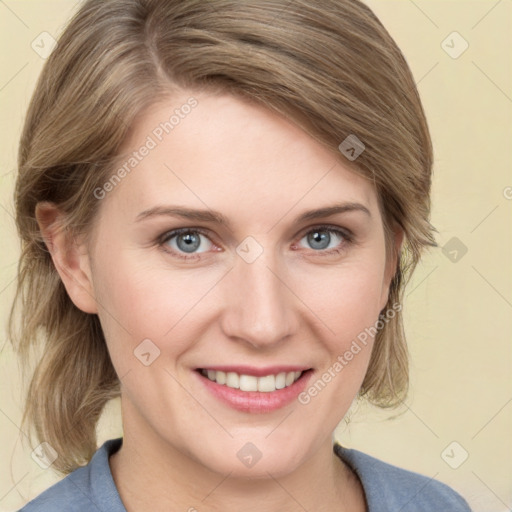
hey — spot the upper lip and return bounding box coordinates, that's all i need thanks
[196,365,312,377]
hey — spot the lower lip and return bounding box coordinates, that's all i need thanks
[194,369,313,413]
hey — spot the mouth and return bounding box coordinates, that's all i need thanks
[196,368,308,392]
[194,367,314,413]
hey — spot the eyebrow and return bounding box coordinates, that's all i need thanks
[135,202,371,228]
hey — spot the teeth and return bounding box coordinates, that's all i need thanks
[201,369,303,392]
[257,374,275,392]
[216,370,226,385]
[225,371,239,389]
[239,374,258,392]
[275,372,286,389]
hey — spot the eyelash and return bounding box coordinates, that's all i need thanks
[157,225,354,261]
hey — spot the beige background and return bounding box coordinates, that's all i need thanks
[0,1,510,511]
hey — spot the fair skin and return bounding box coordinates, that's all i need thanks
[37,90,402,512]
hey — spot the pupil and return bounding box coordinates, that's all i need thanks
[178,233,200,253]
[309,230,329,250]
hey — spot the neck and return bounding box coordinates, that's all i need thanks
[109,426,365,512]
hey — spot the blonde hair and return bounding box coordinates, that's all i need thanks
[9,0,435,474]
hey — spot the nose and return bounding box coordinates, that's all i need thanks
[219,247,299,349]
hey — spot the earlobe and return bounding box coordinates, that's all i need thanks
[35,202,98,314]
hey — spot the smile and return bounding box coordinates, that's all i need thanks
[194,367,313,413]
[199,369,303,392]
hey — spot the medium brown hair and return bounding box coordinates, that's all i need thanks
[9,0,435,474]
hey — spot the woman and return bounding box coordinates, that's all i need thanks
[10,0,472,510]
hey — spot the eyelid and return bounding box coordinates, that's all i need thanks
[157,223,354,260]
[291,224,354,258]
[159,223,354,243]
[156,227,217,261]
[296,223,354,241]
[158,226,212,244]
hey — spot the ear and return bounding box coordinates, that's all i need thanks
[35,201,98,314]
[379,226,404,311]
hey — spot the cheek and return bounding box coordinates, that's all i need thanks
[91,249,225,362]
[299,257,387,343]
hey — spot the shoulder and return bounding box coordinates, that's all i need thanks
[18,438,125,512]
[334,444,472,512]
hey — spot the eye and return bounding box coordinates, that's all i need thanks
[158,225,353,261]
[295,226,352,256]
[159,228,215,260]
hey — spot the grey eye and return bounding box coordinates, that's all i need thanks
[300,229,344,251]
[165,231,212,254]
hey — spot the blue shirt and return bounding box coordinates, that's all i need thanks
[19,438,472,511]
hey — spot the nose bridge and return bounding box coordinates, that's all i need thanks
[220,244,296,347]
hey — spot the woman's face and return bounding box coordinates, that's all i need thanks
[84,90,397,477]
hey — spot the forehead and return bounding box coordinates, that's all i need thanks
[99,91,377,226]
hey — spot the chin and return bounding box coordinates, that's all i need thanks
[184,433,307,479]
